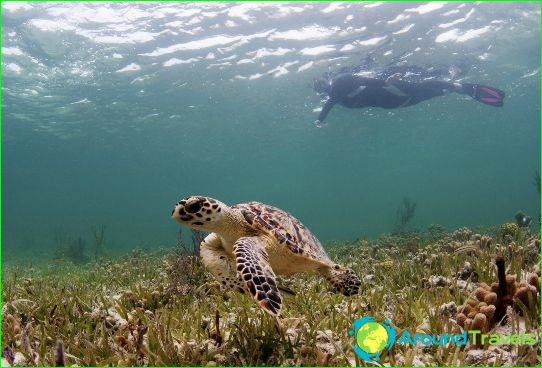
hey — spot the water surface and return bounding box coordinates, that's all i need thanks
[2,2,540,262]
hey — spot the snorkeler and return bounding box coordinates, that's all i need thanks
[313,72,505,126]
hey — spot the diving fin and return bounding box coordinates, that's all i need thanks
[461,83,505,107]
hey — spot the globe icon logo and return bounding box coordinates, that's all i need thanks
[356,322,388,353]
[349,316,396,362]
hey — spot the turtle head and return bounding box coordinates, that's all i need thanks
[313,77,331,95]
[322,264,361,297]
[171,196,227,231]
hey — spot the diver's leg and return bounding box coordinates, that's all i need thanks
[382,76,451,97]
[379,80,457,107]
[413,81,504,107]
[404,81,458,102]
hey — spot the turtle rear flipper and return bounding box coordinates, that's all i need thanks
[320,265,361,296]
[277,284,296,296]
[233,236,282,316]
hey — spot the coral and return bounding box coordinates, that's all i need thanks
[457,261,478,282]
[427,275,450,288]
[524,237,541,264]
[514,263,540,314]
[474,234,493,250]
[380,259,395,269]
[499,222,520,242]
[438,301,457,319]
[451,227,473,241]
[453,234,493,256]
[455,283,497,333]
[455,255,540,334]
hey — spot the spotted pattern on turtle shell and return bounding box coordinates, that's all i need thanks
[232,202,330,262]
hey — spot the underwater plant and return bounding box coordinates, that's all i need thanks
[66,237,90,265]
[191,229,206,256]
[393,196,417,234]
[175,227,206,258]
[53,231,90,265]
[91,224,108,261]
[167,228,208,295]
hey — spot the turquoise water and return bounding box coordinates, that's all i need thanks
[2,2,540,262]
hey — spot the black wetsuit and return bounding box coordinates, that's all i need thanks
[317,73,457,123]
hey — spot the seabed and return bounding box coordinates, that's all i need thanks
[1,223,540,366]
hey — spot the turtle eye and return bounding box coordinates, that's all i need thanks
[186,201,203,213]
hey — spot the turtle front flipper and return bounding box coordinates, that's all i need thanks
[233,236,282,316]
[200,233,245,293]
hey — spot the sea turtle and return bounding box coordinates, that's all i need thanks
[171,196,361,316]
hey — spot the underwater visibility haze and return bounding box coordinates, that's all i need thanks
[2,2,541,367]
[2,2,540,259]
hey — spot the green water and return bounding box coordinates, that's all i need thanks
[2,2,540,263]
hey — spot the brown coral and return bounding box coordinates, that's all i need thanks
[479,305,496,321]
[514,284,537,308]
[471,313,488,332]
[526,263,540,293]
[483,292,497,305]
[455,255,540,333]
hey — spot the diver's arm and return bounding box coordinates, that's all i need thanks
[316,98,335,124]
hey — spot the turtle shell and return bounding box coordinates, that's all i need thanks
[232,202,331,263]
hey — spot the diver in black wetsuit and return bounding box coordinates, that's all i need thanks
[313,71,505,126]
